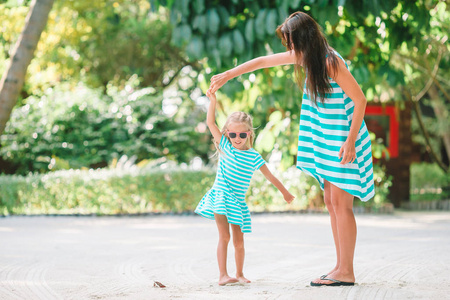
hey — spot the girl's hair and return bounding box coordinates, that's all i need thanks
[276,11,339,106]
[214,111,255,155]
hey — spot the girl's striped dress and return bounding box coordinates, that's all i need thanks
[297,52,375,202]
[195,135,265,233]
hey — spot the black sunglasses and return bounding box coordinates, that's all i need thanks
[227,131,250,139]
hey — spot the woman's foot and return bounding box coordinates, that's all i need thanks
[237,275,251,284]
[311,270,355,286]
[311,267,338,284]
[218,275,239,286]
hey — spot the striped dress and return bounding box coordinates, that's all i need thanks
[296,52,375,202]
[195,135,266,233]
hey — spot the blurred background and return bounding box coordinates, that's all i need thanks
[0,0,448,216]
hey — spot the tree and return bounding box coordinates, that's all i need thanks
[0,0,54,135]
[157,0,449,206]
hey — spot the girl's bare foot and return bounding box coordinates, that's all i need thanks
[237,276,251,284]
[218,275,239,286]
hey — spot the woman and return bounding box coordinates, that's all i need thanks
[208,11,374,286]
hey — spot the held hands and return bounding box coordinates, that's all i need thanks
[206,89,217,102]
[338,139,356,164]
[208,72,229,94]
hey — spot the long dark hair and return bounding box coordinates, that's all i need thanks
[276,12,339,105]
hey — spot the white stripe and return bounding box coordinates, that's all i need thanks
[301,119,349,137]
[299,130,345,147]
[301,109,349,126]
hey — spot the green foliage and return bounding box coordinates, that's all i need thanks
[0,82,209,174]
[410,162,450,201]
[0,162,393,216]
[0,166,215,216]
[0,0,188,94]
[158,0,448,175]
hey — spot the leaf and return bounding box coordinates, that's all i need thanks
[278,6,288,24]
[212,49,221,68]
[192,0,205,15]
[245,19,255,43]
[217,6,230,27]
[233,29,245,54]
[207,8,220,34]
[179,0,190,18]
[170,25,182,47]
[255,9,267,41]
[193,15,207,34]
[179,24,192,44]
[289,0,301,9]
[186,36,204,60]
[206,36,218,52]
[266,9,278,34]
[218,34,232,57]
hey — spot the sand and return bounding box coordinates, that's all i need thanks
[1,211,450,299]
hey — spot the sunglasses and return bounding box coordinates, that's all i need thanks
[227,130,251,139]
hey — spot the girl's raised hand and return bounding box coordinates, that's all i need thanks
[209,72,229,93]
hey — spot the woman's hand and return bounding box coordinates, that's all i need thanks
[338,139,356,164]
[209,72,229,93]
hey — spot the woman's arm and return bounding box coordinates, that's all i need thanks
[206,90,222,144]
[259,164,294,203]
[209,51,297,93]
[329,59,367,165]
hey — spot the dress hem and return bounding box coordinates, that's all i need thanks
[296,165,374,202]
[195,209,251,233]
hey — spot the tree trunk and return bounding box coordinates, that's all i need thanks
[0,0,55,135]
[427,85,450,166]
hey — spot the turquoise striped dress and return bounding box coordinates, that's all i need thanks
[297,52,375,202]
[195,135,266,233]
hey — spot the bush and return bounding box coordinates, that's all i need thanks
[0,83,209,174]
[410,162,450,201]
[0,165,215,216]
[0,162,392,216]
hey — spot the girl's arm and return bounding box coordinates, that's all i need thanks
[209,51,297,93]
[329,59,367,165]
[259,164,294,203]
[206,90,222,144]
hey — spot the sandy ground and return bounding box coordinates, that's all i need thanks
[1,211,450,300]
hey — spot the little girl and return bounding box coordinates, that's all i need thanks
[195,90,294,286]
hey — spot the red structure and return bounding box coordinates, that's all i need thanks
[365,105,399,158]
[365,103,412,207]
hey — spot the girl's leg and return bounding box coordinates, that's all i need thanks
[231,224,251,283]
[214,213,239,285]
[317,183,356,284]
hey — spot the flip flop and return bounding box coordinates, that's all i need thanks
[310,277,355,287]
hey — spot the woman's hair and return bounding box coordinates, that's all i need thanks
[276,11,339,106]
[213,111,255,156]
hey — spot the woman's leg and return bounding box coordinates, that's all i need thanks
[214,213,238,285]
[319,183,356,284]
[325,180,341,275]
[231,224,251,283]
[312,180,340,283]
